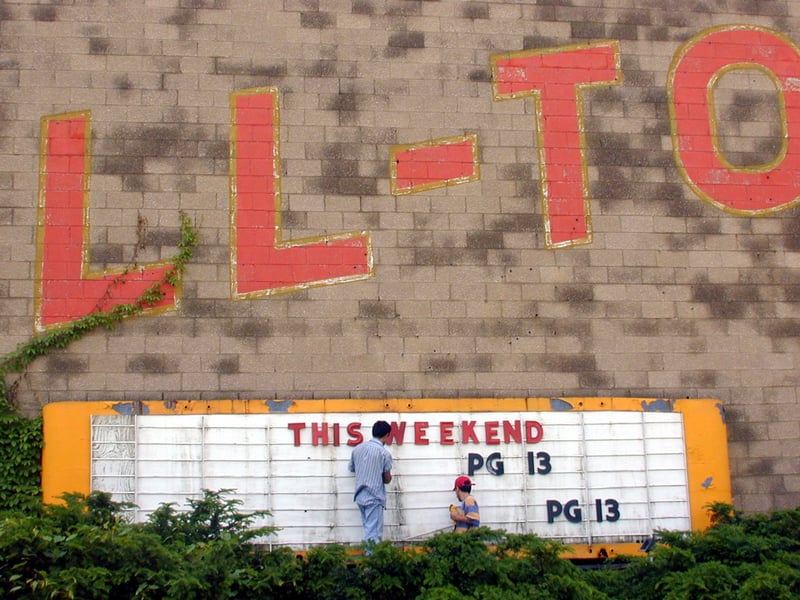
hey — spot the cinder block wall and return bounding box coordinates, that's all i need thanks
[2,0,799,513]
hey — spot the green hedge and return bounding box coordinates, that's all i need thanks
[1,492,798,599]
[0,410,42,512]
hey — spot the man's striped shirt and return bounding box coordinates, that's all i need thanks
[349,438,392,506]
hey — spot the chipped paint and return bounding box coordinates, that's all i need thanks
[715,402,727,423]
[111,402,149,416]
[641,398,673,412]
[550,398,574,410]
[265,399,294,412]
[702,477,713,489]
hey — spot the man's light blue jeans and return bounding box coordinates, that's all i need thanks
[359,502,384,544]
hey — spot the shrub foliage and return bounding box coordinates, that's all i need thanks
[1,496,798,599]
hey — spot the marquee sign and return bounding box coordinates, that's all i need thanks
[42,397,730,558]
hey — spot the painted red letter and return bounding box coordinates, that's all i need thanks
[35,112,176,331]
[669,26,800,214]
[230,87,373,298]
[491,42,621,248]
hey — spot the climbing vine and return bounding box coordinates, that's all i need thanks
[0,212,198,510]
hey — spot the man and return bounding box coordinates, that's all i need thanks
[348,420,393,545]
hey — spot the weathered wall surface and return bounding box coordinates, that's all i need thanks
[1,0,799,513]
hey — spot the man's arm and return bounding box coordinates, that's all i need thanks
[382,450,393,483]
[463,497,480,526]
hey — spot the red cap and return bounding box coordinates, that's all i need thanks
[453,476,473,490]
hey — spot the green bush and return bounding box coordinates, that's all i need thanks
[736,561,800,600]
[418,527,604,599]
[0,489,276,599]
[359,539,423,600]
[656,560,739,600]
[142,488,273,545]
[0,410,42,512]
[0,492,180,598]
[587,505,800,600]
[0,493,798,599]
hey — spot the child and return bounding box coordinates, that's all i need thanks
[449,475,480,532]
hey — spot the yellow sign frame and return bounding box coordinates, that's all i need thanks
[43,397,731,559]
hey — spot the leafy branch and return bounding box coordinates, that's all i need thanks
[0,211,199,413]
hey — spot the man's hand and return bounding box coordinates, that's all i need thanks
[449,505,464,522]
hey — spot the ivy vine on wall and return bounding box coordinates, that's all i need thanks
[0,212,198,510]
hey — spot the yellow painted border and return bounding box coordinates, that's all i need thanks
[228,87,374,300]
[34,112,176,333]
[489,41,623,249]
[389,133,481,196]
